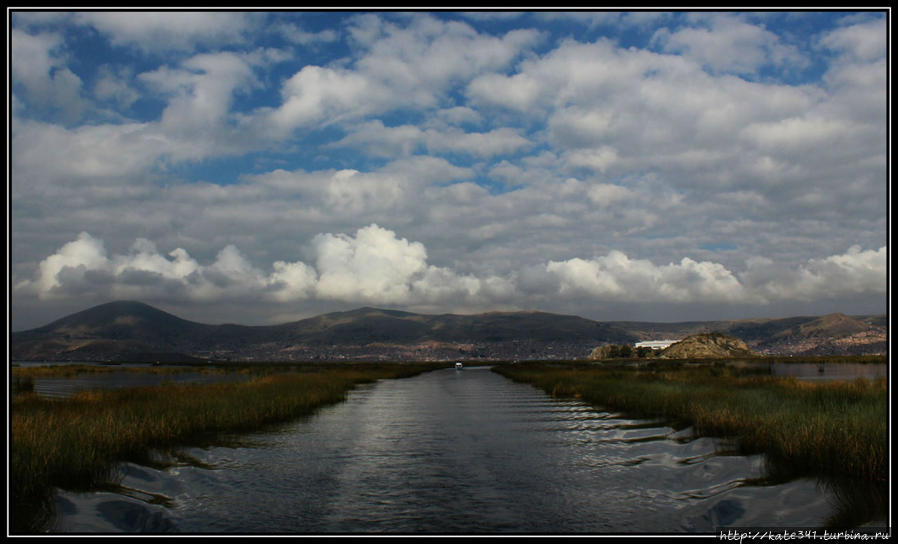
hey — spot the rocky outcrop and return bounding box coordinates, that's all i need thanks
[588,343,658,360]
[588,345,618,360]
[659,332,757,359]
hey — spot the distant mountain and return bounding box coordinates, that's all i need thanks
[9,302,887,362]
[9,301,637,362]
[10,301,219,362]
[740,313,889,356]
[612,312,888,357]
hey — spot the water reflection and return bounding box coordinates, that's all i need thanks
[48,366,887,534]
[770,362,886,381]
[12,362,249,399]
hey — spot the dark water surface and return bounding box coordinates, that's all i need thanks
[49,366,884,534]
[28,370,248,399]
[770,362,887,381]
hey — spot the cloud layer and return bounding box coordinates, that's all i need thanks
[17,227,886,320]
[10,11,888,328]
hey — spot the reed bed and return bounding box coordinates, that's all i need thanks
[493,362,887,483]
[11,362,442,533]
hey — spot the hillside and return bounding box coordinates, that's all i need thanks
[610,312,887,357]
[659,333,757,359]
[9,301,887,362]
[9,301,636,362]
[747,313,888,356]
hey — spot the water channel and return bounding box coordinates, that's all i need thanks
[44,366,888,534]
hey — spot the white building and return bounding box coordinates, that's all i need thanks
[634,340,680,350]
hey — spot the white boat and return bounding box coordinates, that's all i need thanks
[455,361,463,370]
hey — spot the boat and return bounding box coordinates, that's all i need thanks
[455,361,463,370]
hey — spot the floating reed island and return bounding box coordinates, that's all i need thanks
[10,362,445,534]
[492,360,887,483]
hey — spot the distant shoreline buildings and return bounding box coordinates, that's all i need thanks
[634,340,680,350]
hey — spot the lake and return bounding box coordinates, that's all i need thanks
[770,362,887,381]
[48,366,887,534]
[23,368,249,399]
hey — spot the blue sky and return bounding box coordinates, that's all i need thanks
[9,10,889,329]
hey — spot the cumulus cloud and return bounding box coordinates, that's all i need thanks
[13,48,283,186]
[28,232,110,296]
[259,15,543,136]
[466,72,544,111]
[545,251,748,303]
[11,28,86,121]
[93,65,141,110]
[652,14,806,75]
[17,226,503,308]
[245,157,473,217]
[9,12,888,328]
[17,228,887,317]
[274,22,339,45]
[12,120,167,184]
[73,12,259,53]
[740,246,887,302]
[330,120,531,158]
[263,65,385,134]
[818,18,887,62]
[140,51,260,133]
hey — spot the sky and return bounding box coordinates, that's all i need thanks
[8,9,890,330]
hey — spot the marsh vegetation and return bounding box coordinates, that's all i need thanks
[492,360,887,483]
[10,362,445,533]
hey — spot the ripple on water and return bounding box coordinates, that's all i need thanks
[48,367,883,534]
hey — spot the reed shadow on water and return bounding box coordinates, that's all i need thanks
[10,362,445,534]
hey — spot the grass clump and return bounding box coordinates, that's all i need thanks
[493,362,887,483]
[11,362,443,533]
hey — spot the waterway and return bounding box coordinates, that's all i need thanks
[46,366,887,534]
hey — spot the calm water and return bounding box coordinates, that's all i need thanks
[26,370,248,399]
[49,366,886,534]
[770,362,887,381]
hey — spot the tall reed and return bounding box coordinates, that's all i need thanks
[493,363,887,483]
[11,362,442,533]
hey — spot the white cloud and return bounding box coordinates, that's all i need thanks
[587,184,633,208]
[261,15,543,134]
[740,246,887,302]
[652,14,806,75]
[245,157,472,218]
[819,18,886,62]
[739,115,853,153]
[545,251,747,304]
[27,232,110,296]
[11,28,86,121]
[15,226,496,307]
[9,13,888,328]
[268,261,318,302]
[17,229,887,317]
[13,50,279,186]
[93,65,141,109]
[313,224,429,303]
[436,106,482,126]
[330,120,531,158]
[563,147,620,174]
[466,72,544,111]
[113,238,200,281]
[12,120,163,184]
[351,15,543,96]
[263,65,386,134]
[275,22,339,45]
[73,11,257,53]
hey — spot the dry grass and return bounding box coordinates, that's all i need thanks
[11,362,444,533]
[493,362,887,482]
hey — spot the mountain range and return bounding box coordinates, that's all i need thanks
[9,300,888,362]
